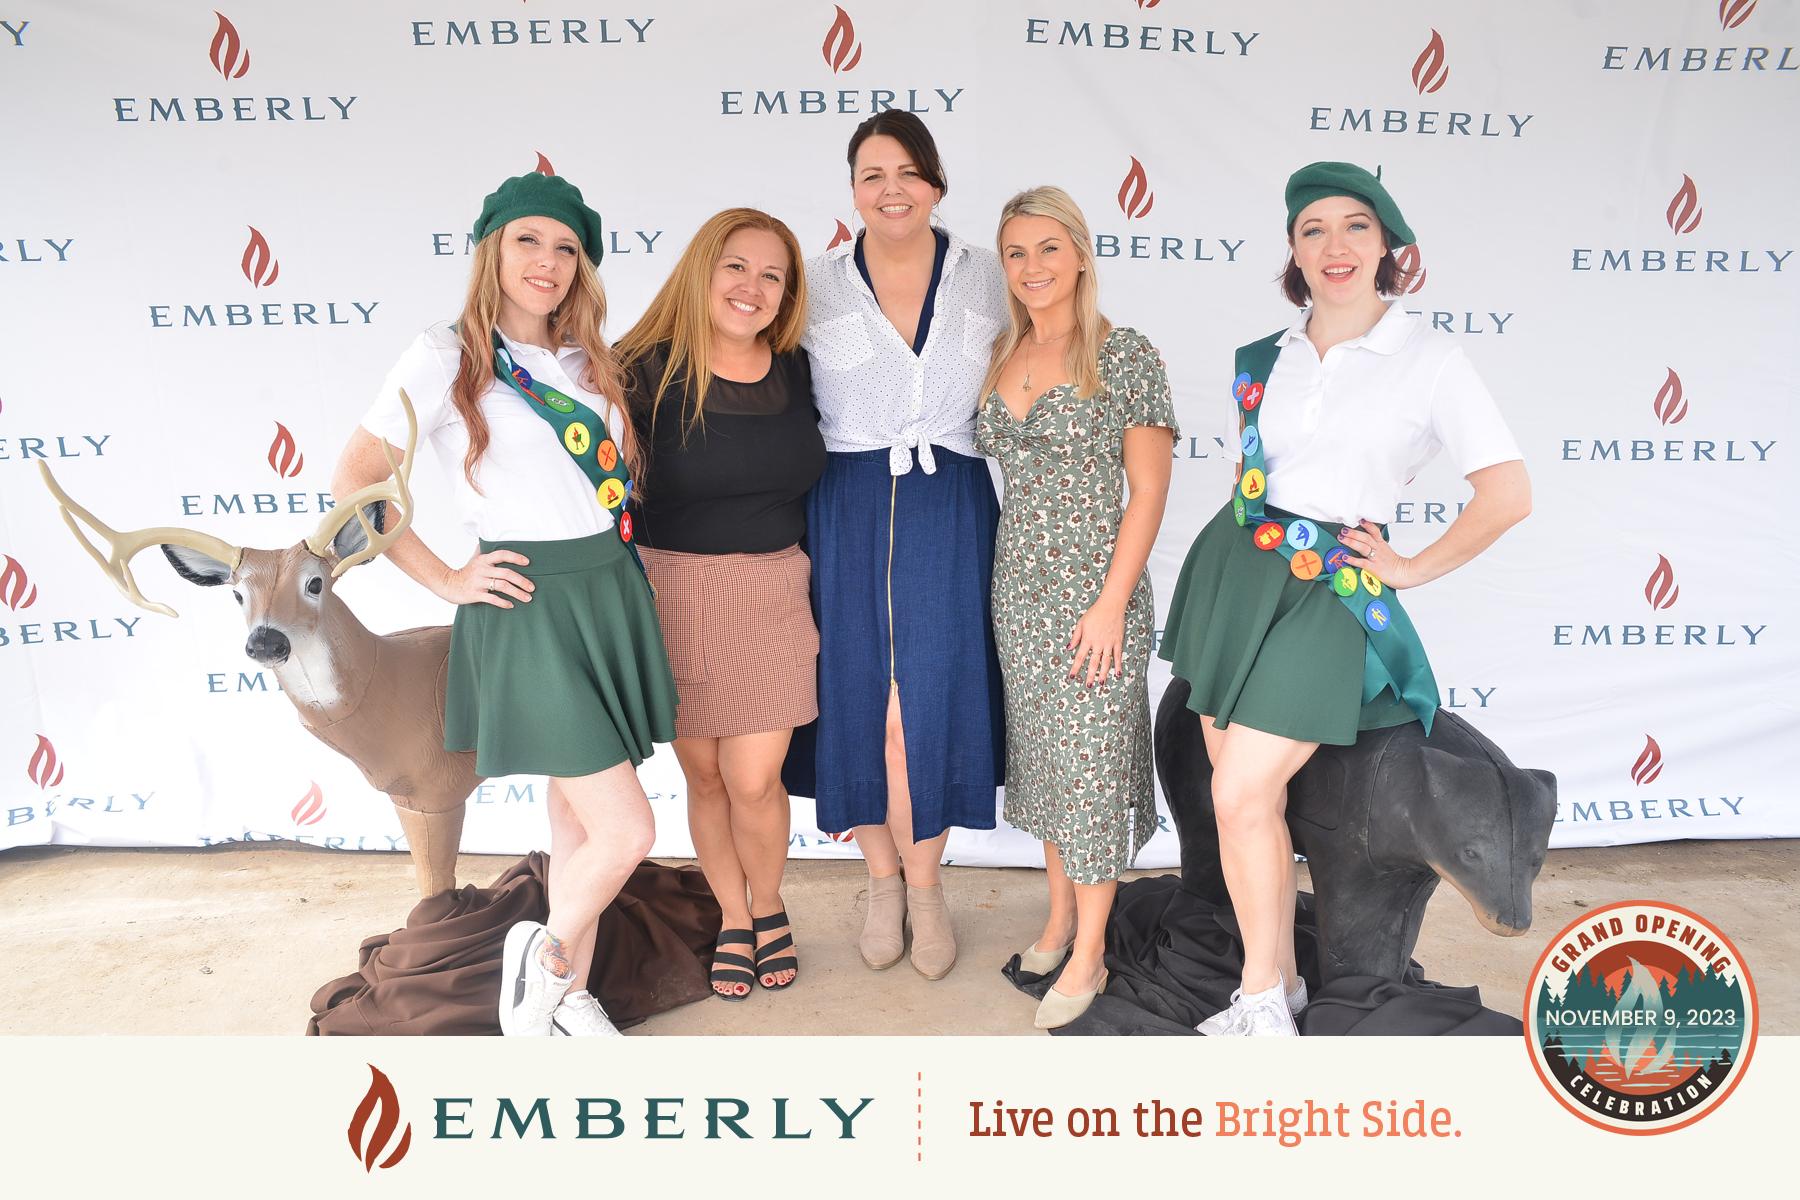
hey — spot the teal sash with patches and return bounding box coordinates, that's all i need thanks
[490,333,644,575]
[1232,331,1437,733]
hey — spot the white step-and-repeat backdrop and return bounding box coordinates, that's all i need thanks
[3,1,1796,869]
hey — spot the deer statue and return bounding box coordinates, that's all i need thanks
[38,392,480,897]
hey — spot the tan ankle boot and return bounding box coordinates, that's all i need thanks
[860,873,906,969]
[906,882,957,980]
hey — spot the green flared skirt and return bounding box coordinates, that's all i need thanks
[1158,501,1418,746]
[445,531,678,778]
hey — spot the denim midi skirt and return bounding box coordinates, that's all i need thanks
[783,447,1004,839]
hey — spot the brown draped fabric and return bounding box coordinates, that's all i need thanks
[307,854,719,1035]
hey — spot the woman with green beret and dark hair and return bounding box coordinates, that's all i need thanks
[1158,161,1531,1036]
[331,172,677,1037]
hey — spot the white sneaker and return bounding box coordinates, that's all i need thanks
[1196,991,1242,1036]
[499,921,574,1037]
[552,990,624,1038]
[1197,976,1306,1036]
[1287,976,1308,1015]
[1237,984,1299,1037]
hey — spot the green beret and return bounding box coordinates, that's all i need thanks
[1284,161,1415,248]
[473,173,604,264]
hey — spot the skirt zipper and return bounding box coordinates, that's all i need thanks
[886,474,898,686]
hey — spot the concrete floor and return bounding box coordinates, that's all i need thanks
[0,839,1793,1035]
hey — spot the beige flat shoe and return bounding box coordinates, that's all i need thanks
[859,873,907,970]
[1017,938,1074,976]
[906,883,957,980]
[1034,967,1108,1030]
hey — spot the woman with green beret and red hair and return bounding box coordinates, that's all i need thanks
[331,172,677,1037]
[1158,161,1532,1036]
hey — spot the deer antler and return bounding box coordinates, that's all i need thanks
[305,388,419,577]
[37,461,243,619]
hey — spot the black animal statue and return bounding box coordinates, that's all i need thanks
[1154,677,1557,983]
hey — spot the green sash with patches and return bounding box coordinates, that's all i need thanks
[1231,331,1438,733]
[490,332,643,575]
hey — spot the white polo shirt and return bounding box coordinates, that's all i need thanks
[1257,303,1522,526]
[361,321,626,543]
[803,230,1010,475]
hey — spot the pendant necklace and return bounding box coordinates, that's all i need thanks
[1021,327,1072,392]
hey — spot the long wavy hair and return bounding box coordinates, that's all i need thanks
[449,228,636,490]
[980,186,1112,403]
[616,208,807,447]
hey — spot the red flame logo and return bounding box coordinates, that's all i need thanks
[267,422,305,478]
[827,219,853,250]
[1630,735,1664,787]
[1665,175,1702,235]
[822,6,863,73]
[1137,0,1162,8]
[1411,29,1449,95]
[1,555,38,610]
[534,152,556,176]
[1720,0,1757,30]
[240,226,280,288]
[209,11,250,80]
[1118,157,1155,220]
[348,1064,412,1172]
[1392,244,1428,294]
[1644,555,1679,611]
[1653,369,1689,426]
[824,829,856,843]
[28,734,65,789]
[292,781,325,827]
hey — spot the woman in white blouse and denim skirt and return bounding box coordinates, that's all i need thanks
[784,112,1009,981]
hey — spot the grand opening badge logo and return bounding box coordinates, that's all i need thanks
[1525,901,1757,1134]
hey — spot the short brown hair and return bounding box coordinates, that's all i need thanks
[846,111,948,197]
[1279,222,1417,306]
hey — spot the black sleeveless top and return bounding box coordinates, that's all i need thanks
[626,343,826,555]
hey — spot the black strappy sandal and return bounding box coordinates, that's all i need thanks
[752,910,799,991]
[711,928,756,1002]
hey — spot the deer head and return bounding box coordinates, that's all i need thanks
[161,505,395,668]
[38,392,418,671]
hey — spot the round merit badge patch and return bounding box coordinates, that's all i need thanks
[1525,900,1757,1135]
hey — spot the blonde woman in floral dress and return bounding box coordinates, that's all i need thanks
[975,187,1177,1030]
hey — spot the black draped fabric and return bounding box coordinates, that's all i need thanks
[1003,874,1522,1037]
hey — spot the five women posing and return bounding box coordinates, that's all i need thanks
[343,117,1527,1035]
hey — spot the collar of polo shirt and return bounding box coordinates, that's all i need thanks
[1281,300,1414,357]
